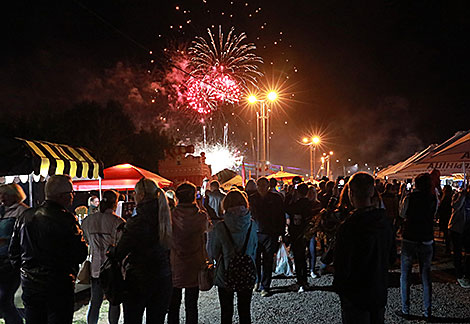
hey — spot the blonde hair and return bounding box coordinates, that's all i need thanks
[222,189,249,211]
[135,178,172,248]
[0,183,26,203]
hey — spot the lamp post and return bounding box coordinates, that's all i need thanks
[302,136,320,181]
[248,92,278,177]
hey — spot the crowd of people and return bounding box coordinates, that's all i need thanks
[0,170,469,324]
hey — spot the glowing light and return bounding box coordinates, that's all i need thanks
[194,143,243,174]
[248,95,257,104]
[329,151,334,155]
[312,136,320,144]
[267,91,277,102]
[302,137,309,143]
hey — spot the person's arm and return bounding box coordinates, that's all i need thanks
[399,194,410,219]
[210,225,222,263]
[70,217,88,265]
[8,216,23,269]
[114,221,137,261]
[333,223,352,287]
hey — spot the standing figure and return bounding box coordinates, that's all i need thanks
[211,190,258,324]
[333,173,395,324]
[81,190,125,324]
[88,195,100,216]
[0,184,28,324]
[168,182,208,324]
[115,178,172,324]
[249,177,285,297]
[398,173,437,320]
[9,175,88,324]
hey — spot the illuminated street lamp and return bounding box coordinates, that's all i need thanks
[248,91,279,176]
[302,136,321,181]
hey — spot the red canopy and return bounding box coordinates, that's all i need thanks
[73,163,172,191]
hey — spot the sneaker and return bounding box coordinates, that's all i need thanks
[253,283,260,292]
[260,289,270,297]
[298,286,305,293]
[394,310,411,320]
[457,277,470,288]
[310,272,318,279]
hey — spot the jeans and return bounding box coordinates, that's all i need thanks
[167,287,199,324]
[309,237,316,273]
[22,283,75,324]
[87,277,120,324]
[400,240,433,317]
[0,269,22,324]
[123,275,172,324]
[450,230,470,279]
[340,296,385,324]
[255,233,279,291]
[217,287,252,324]
[292,237,308,286]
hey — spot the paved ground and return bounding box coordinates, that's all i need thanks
[68,242,470,324]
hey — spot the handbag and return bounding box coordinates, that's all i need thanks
[198,234,214,291]
[77,258,91,285]
[198,260,214,291]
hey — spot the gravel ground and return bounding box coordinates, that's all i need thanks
[69,245,470,324]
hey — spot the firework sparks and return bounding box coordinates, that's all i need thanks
[194,142,243,174]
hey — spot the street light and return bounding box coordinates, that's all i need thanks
[302,136,321,182]
[248,91,279,176]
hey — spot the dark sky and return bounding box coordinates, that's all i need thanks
[1,0,469,171]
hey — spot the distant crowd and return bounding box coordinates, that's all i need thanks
[0,170,469,324]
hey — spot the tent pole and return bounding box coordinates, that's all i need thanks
[28,173,33,207]
[99,177,102,200]
[463,162,467,189]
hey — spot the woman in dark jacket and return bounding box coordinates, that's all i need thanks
[115,178,172,324]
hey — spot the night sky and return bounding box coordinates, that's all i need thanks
[2,0,469,172]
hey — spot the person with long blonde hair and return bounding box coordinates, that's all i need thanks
[115,178,172,324]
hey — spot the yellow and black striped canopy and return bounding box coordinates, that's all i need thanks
[0,137,104,179]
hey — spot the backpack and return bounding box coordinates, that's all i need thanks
[222,222,256,292]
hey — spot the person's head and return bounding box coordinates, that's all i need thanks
[292,176,302,186]
[318,180,326,191]
[245,179,257,193]
[384,183,393,194]
[209,180,220,192]
[269,178,278,190]
[0,183,26,207]
[442,185,453,199]
[325,180,335,192]
[134,178,172,247]
[414,173,432,194]
[297,183,309,197]
[45,175,75,208]
[88,195,99,208]
[175,182,197,204]
[222,189,249,212]
[256,177,269,196]
[348,172,375,209]
[99,190,119,213]
[307,186,318,202]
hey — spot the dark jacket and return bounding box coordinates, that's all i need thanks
[437,195,452,232]
[249,191,285,236]
[286,197,315,240]
[402,191,437,242]
[333,207,395,310]
[8,200,88,290]
[115,198,171,293]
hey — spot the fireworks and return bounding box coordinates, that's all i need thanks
[185,26,263,114]
[194,142,243,174]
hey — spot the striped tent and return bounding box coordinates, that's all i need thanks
[0,137,103,179]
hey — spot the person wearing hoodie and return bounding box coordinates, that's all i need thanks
[333,173,395,324]
[211,190,258,324]
[115,178,172,324]
[168,182,208,324]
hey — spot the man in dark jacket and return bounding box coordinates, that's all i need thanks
[9,175,88,324]
[249,177,285,297]
[286,183,314,292]
[333,172,395,324]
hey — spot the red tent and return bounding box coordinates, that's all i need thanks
[73,163,172,191]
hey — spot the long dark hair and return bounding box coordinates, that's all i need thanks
[99,190,119,213]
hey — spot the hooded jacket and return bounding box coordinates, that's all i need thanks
[170,203,208,288]
[333,207,395,310]
[210,206,258,288]
[249,192,285,236]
